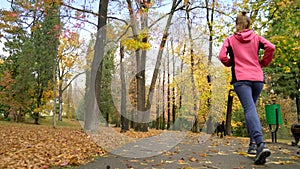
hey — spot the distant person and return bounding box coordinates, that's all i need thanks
[218,11,275,165]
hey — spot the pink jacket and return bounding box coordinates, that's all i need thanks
[218,29,275,83]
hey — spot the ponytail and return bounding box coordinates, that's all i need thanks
[236,11,251,33]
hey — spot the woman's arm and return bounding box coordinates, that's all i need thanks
[218,38,232,67]
[259,36,276,67]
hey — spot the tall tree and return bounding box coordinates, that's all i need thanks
[100,47,116,127]
[167,46,171,129]
[57,31,83,121]
[125,0,149,132]
[185,4,198,132]
[84,0,109,131]
[264,0,300,122]
[30,1,61,124]
[145,0,182,131]
[120,43,129,132]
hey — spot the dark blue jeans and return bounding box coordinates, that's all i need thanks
[233,81,264,145]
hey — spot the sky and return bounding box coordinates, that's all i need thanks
[0,0,12,57]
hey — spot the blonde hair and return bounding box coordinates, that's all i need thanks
[236,11,251,33]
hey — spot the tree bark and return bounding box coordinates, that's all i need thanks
[296,96,300,123]
[225,89,234,135]
[162,60,166,130]
[120,44,129,132]
[53,56,57,128]
[205,0,215,111]
[139,2,149,132]
[58,76,63,121]
[155,70,161,130]
[84,0,108,131]
[171,39,176,130]
[167,50,171,130]
[186,6,198,132]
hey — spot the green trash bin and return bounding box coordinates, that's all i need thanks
[265,104,283,125]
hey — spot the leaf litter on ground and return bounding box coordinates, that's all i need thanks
[0,122,105,168]
[0,121,167,168]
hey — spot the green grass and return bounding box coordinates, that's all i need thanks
[0,115,80,127]
[38,116,80,127]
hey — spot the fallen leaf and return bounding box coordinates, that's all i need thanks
[200,153,208,157]
[165,160,175,163]
[188,157,198,162]
[177,159,188,164]
[273,160,294,165]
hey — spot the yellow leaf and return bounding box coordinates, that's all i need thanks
[165,160,175,163]
[273,161,294,165]
[140,162,148,165]
[177,159,188,164]
[188,157,198,162]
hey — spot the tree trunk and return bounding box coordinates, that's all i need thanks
[296,96,300,123]
[156,70,161,130]
[53,57,57,128]
[84,0,108,131]
[205,0,215,64]
[105,112,109,127]
[58,78,63,121]
[225,89,234,135]
[130,109,135,129]
[205,0,215,113]
[167,51,171,130]
[186,6,198,132]
[171,40,176,130]
[120,44,129,132]
[179,45,185,111]
[162,60,166,130]
[125,0,144,132]
[140,8,148,132]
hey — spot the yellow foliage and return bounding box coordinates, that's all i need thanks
[284,66,291,73]
[57,31,83,75]
[33,107,42,113]
[121,38,151,51]
[43,90,54,101]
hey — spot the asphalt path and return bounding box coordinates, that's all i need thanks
[78,132,300,169]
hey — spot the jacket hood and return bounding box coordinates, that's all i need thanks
[234,29,255,43]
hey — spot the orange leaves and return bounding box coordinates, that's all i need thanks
[117,128,163,139]
[0,10,21,35]
[0,11,18,22]
[0,122,105,168]
[0,70,19,110]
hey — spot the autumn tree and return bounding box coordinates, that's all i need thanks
[29,1,61,124]
[0,2,32,120]
[0,70,19,120]
[0,1,61,124]
[56,31,83,121]
[264,0,300,122]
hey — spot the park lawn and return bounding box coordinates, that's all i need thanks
[0,119,106,169]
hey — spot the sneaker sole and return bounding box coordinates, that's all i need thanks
[247,150,257,155]
[254,149,271,165]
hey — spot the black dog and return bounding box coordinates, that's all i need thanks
[291,123,300,146]
[215,121,226,138]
